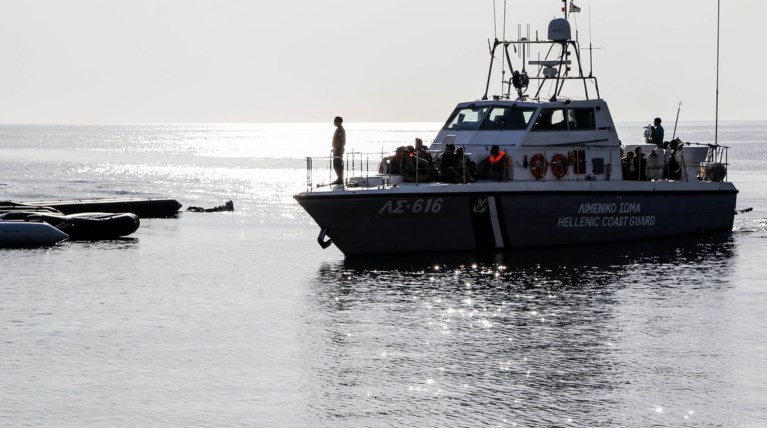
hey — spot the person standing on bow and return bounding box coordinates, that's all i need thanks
[650,117,664,147]
[331,116,346,185]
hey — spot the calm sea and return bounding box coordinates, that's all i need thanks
[1,122,766,427]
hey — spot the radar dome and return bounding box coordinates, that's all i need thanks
[548,18,571,41]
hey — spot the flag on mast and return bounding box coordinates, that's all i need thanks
[570,2,581,13]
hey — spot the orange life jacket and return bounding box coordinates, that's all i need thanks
[489,151,506,165]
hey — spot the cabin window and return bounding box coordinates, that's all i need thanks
[531,108,567,131]
[443,105,490,130]
[479,106,537,130]
[568,108,596,130]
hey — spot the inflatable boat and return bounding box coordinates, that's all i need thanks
[0,198,181,218]
[0,218,69,247]
[0,211,140,240]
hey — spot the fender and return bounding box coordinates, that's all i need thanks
[317,227,333,249]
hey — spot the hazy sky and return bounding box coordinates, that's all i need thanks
[0,0,764,124]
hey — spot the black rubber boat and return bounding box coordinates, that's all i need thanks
[0,198,181,218]
[0,211,140,240]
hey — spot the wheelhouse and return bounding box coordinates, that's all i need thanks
[441,102,601,133]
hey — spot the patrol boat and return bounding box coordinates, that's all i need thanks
[294,15,738,256]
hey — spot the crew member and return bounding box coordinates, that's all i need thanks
[331,116,346,185]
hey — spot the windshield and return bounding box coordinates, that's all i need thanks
[443,105,491,130]
[479,106,537,130]
[530,107,597,131]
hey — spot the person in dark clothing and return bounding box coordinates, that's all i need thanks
[650,117,664,147]
[439,144,463,182]
[331,116,345,185]
[632,147,647,181]
[667,140,684,180]
[386,146,407,174]
[456,147,477,180]
[400,146,430,182]
[621,150,634,180]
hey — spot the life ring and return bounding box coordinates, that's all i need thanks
[530,153,548,180]
[550,153,569,179]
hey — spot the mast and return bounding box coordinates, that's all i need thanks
[482,0,599,101]
[672,101,682,140]
[715,0,720,145]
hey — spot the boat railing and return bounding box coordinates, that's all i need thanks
[303,150,395,192]
[301,143,731,191]
[303,146,614,190]
[650,142,731,183]
[698,143,730,182]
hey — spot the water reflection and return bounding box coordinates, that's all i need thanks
[341,233,737,274]
[59,237,140,250]
[0,237,139,255]
[300,234,738,426]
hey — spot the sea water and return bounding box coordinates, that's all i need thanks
[1,122,766,427]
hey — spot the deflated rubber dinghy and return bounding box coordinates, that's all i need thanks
[0,217,69,247]
[0,212,140,240]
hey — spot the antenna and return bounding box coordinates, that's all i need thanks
[715,0,720,145]
[588,6,593,77]
[502,0,507,40]
[672,101,682,140]
[493,0,497,39]
[500,0,507,97]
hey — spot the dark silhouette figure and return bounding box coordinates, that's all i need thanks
[331,116,345,185]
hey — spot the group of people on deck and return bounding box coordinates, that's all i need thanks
[621,117,684,181]
[379,139,513,183]
[330,115,506,185]
[381,138,475,183]
[333,115,689,185]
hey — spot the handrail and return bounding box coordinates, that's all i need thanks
[301,142,730,192]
